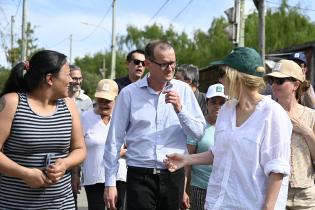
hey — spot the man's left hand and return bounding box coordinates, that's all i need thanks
[163,90,182,113]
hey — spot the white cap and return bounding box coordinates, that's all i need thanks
[206,83,227,99]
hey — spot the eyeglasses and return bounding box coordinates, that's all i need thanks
[267,77,296,85]
[149,59,176,71]
[209,98,226,106]
[71,77,82,81]
[132,59,145,66]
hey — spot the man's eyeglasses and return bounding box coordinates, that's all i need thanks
[266,77,296,85]
[71,77,82,81]
[132,59,145,66]
[149,59,176,71]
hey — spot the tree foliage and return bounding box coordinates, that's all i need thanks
[6,22,40,66]
[245,0,315,52]
[0,69,10,93]
[73,51,127,96]
[117,20,233,68]
[2,0,315,98]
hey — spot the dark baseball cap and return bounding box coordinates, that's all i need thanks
[210,47,265,77]
[290,52,307,64]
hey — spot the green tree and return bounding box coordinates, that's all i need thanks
[74,0,315,96]
[117,19,233,68]
[245,0,315,52]
[0,68,10,93]
[6,22,40,66]
[74,51,126,97]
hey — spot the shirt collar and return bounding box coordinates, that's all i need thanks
[139,73,175,89]
[138,74,149,88]
[75,90,85,100]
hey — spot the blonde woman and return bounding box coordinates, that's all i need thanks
[265,59,315,209]
[164,47,292,210]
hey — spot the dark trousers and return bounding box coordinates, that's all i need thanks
[85,183,106,210]
[116,180,126,210]
[73,191,78,210]
[126,167,185,210]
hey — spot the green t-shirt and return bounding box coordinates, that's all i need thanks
[187,122,214,189]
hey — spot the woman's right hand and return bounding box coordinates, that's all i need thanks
[164,153,186,172]
[22,168,52,188]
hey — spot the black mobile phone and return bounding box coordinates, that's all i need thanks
[44,153,55,169]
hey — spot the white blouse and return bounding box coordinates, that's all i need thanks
[205,96,292,210]
[81,110,110,186]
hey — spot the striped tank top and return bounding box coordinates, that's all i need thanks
[0,93,75,210]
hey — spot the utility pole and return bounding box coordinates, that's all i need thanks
[10,16,14,67]
[69,34,73,64]
[224,0,241,47]
[11,16,14,52]
[239,0,245,47]
[102,50,106,78]
[99,51,106,78]
[258,0,265,66]
[21,0,27,61]
[234,0,240,47]
[110,0,117,79]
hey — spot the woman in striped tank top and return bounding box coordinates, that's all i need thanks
[0,50,86,210]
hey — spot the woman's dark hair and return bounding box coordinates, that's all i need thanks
[1,50,67,96]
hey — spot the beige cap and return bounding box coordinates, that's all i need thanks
[94,79,118,100]
[266,59,305,82]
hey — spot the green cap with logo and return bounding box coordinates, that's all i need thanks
[210,47,265,77]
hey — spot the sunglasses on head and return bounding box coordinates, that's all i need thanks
[132,59,145,66]
[267,77,296,85]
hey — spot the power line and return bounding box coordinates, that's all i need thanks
[48,35,70,49]
[171,0,194,21]
[147,0,170,24]
[266,0,315,12]
[0,7,10,31]
[74,3,112,42]
[1,0,22,32]
[14,0,22,17]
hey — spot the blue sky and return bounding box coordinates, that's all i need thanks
[0,0,314,68]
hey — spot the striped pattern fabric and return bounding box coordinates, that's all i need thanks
[190,185,207,210]
[0,93,75,210]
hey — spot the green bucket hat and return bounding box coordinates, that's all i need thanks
[210,47,265,77]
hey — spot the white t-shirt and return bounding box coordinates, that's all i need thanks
[205,96,292,210]
[81,110,110,186]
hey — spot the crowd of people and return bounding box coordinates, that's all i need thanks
[0,40,314,210]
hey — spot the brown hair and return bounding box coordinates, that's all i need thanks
[144,40,173,60]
